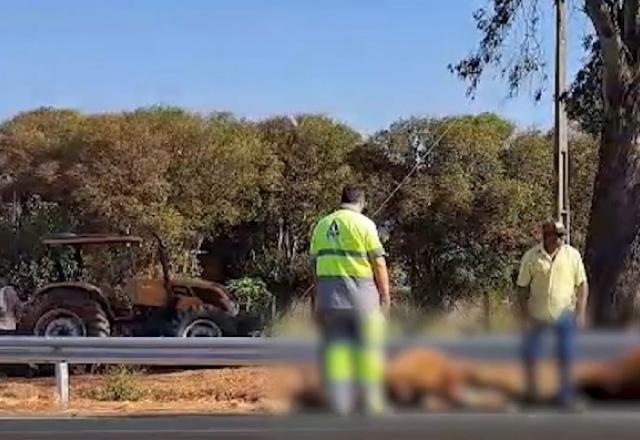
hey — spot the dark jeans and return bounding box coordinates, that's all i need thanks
[522,311,575,405]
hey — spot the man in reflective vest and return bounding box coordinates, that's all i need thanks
[310,185,390,415]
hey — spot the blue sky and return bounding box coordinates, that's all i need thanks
[0,1,592,133]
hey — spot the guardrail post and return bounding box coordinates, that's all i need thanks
[55,362,69,408]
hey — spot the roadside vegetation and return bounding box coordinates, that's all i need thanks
[85,365,147,402]
[0,108,598,326]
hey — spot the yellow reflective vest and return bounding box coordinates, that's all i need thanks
[310,207,385,279]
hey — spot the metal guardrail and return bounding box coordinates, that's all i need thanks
[0,332,637,408]
[0,336,302,407]
[0,336,296,363]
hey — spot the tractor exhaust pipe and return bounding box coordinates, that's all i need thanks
[152,233,171,290]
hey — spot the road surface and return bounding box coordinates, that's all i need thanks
[1,413,639,440]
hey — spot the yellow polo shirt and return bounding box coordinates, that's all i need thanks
[516,244,587,322]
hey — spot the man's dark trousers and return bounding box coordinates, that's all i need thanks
[522,310,575,405]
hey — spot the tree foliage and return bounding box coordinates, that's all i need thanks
[449,0,545,100]
[449,0,602,135]
[566,37,603,136]
[354,113,596,308]
[0,106,597,312]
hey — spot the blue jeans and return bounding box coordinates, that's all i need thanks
[522,311,575,405]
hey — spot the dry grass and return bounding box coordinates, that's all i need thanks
[0,357,610,416]
[0,365,306,415]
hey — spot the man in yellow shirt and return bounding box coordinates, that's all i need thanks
[310,185,390,416]
[516,220,588,408]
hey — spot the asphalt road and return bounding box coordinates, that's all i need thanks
[1,413,640,440]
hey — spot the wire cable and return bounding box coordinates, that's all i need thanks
[298,118,461,300]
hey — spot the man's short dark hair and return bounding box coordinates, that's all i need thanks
[341,185,366,205]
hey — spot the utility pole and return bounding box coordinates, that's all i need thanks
[555,0,570,243]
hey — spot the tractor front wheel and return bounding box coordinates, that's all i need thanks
[171,305,234,337]
[21,290,110,337]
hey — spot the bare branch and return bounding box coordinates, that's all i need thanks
[565,36,603,135]
[450,0,546,100]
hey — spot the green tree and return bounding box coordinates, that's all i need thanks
[354,114,520,307]
[1,107,283,282]
[354,113,597,309]
[0,107,85,206]
[0,108,87,292]
[165,110,280,237]
[247,114,360,296]
[0,195,79,293]
[0,104,598,317]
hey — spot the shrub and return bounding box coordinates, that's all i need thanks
[226,277,275,317]
[91,365,147,402]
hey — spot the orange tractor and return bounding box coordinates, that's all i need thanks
[19,233,263,338]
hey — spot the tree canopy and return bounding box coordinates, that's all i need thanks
[0,106,597,317]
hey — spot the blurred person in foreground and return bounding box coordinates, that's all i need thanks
[0,278,22,336]
[516,220,589,409]
[310,185,390,416]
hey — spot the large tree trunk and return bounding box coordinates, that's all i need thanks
[585,114,640,325]
[583,0,640,325]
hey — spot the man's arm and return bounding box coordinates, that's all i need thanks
[515,253,532,325]
[364,220,390,313]
[574,252,589,329]
[517,286,529,320]
[310,258,317,314]
[575,281,589,329]
[371,256,391,313]
[309,222,321,317]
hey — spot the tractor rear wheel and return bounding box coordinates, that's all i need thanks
[21,289,110,337]
[170,304,235,337]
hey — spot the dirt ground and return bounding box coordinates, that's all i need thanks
[0,368,296,414]
[0,365,302,415]
[0,357,607,415]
